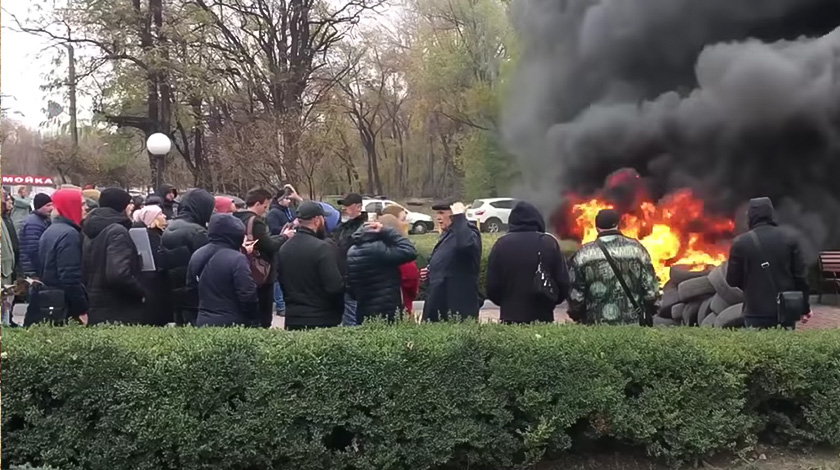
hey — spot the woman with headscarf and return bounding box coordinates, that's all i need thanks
[25,188,89,325]
[133,204,171,325]
[81,188,146,325]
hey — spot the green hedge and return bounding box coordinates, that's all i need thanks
[3,325,839,469]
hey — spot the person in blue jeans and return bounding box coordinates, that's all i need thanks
[274,281,286,316]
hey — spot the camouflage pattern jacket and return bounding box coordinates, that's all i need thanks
[568,231,659,325]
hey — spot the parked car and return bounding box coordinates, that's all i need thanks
[362,198,435,235]
[466,198,516,233]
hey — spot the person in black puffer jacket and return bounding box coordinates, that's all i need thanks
[160,189,215,325]
[82,188,146,325]
[189,214,259,327]
[346,216,418,323]
[726,197,811,329]
[486,201,570,324]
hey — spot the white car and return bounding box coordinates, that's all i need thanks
[466,198,516,233]
[362,199,435,235]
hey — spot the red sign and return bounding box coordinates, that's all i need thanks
[1,175,56,186]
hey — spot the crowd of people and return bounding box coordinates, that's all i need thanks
[0,183,812,330]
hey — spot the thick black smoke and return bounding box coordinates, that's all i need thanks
[504,0,840,257]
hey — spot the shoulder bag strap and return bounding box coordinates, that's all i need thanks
[748,231,779,294]
[596,238,643,312]
[245,215,256,241]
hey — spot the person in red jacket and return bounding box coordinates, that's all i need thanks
[379,211,421,316]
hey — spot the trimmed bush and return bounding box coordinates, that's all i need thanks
[3,325,839,470]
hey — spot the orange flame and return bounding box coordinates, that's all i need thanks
[568,189,734,284]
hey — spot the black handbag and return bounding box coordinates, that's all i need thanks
[533,234,559,303]
[596,239,655,327]
[748,232,808,325]
[27,285,68,325]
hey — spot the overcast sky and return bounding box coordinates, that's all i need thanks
[1,1,398,130]
[1,2,61,128]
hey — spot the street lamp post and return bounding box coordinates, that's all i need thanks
[146,133,171,194]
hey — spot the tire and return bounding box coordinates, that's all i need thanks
[697,297,713,326]
[710,294,729,314]
[701,313,717,327]
[412,222,428,235]
[669,265,712,284]
[653,315,679,327]
[714,303,745,328]
[671,303,685,322]
[708,264,744,305]
[677,276,715,302]
[484,217,503,233]
[659,282,680,318]
[682,300,703,326]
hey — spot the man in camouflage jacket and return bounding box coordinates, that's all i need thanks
[568,209,659,325]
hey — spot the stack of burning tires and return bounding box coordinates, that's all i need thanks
[654,263,745,328]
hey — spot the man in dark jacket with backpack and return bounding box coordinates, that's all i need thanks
[160,189,215,325]
[81,188,146,325]
[232,188,291,328]
[346,220,417,323]
[726,197,811,329]
[189,214,259,327]
[486,201,570,324]
[422,200,483,322]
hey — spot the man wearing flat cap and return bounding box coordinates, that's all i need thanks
[421,200,482,322]
[567,209,659,325]
[334,193,368,325]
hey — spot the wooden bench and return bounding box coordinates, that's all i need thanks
[818,251,840,304]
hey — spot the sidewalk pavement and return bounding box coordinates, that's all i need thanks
[11,300,840,330]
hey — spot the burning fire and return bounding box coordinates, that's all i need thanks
[566,189,734,285]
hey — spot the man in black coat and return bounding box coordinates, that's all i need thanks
[160,189,215,325]
[486,201,570,324]
[334,193,368,325]
[278,201,344,330]
[346,219,418,323]
[158,184,178,219]
[232,188,291,328]
[422,200,482,322]
[189,214,259,327]
[81,188,146,325]
[726,197,811,329]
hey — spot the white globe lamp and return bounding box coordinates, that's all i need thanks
[147,133,171,192]
[146,133,171,155]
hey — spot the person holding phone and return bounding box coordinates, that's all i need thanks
[267,184,302,235]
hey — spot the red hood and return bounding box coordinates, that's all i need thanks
[52,188,83,225]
